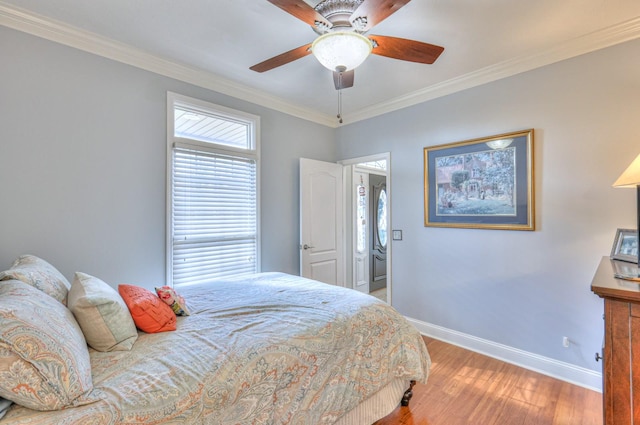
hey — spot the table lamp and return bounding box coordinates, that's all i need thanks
[613,153,640,266]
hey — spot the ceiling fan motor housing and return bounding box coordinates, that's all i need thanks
[313,0,366,34]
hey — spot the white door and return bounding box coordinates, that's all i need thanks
[353,170,369,293]
[300,158,344,286]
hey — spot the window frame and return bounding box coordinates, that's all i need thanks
[166,92,261,286]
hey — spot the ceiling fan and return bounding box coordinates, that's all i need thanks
[250,0,444,90]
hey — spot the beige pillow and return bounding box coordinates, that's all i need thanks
[68,272,138,352]
[0,255,71,305]
[0,280,94,411]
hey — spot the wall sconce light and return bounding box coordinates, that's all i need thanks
[486,139,513,150]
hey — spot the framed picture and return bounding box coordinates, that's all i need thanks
[424,129,534,230]
[611,228,639,263]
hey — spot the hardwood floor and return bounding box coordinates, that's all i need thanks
[373,337,602,425]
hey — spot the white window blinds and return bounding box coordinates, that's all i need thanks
[172,147,257,285]
[168,93,259,287]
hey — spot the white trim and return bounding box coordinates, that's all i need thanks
[406,317,603,393]
[1,3,639,128]
[347,17,640,124]
[0,2,335,127]
[166,93,175,284]
[166,92,261,286]
[340,164,350,289]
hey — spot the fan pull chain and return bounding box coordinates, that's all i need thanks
[337,89,343,124]
[337,72,343,124]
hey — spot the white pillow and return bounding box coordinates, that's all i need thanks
[68,272,138,352]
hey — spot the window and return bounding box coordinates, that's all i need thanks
[376,188,387,249]
[358,160,387,172]
[167,93,260,286]
[356,182,367,253]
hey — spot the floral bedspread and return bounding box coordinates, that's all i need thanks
[2,272,430,424]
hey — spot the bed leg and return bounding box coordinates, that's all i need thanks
[401,380,416,407]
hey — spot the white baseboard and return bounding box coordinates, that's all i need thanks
[406,317,602,393]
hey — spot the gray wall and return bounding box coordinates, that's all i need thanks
[3,21,640,380]
[335,38,640,373]
[0,26,335,287]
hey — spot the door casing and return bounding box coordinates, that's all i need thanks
[340,153,391,305]
[299,154,391,304]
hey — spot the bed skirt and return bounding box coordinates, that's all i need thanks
[336,378,411,424]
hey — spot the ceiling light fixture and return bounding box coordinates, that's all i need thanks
[311,31,373,72]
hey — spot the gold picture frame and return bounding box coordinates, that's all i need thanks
[424,129,535,230]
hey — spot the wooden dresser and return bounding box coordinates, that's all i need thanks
[591,256,640,424]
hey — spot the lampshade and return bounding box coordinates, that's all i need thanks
[613,153,640,188]
[311,31,373,72]
[613,152,640,267]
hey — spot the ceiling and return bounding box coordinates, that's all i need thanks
[2,0,640,126]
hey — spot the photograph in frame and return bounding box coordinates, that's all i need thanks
[611,228,639,263]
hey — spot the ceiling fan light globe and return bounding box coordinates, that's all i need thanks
[311,31,372,72]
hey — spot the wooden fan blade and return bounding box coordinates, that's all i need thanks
[267,0,331,27]
[333,70,354,90]
[350,0,411,31]
[369,35,444,64]
[250,43,312,73]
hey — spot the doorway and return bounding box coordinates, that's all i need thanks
[340,153,391,305]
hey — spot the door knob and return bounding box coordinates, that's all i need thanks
[595,352,603,362]
[303,244,314,250]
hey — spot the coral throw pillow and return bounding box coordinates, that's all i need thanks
[118,284,176,333]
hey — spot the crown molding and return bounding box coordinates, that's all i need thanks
[0,2,338,127]
[1,2,639,128]
[345,16,640,124]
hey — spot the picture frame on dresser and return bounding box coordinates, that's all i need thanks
[610,228,639,263]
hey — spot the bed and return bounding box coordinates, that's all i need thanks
[0,257,430,425]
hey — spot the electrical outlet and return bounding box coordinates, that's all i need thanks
[562,336,570,348]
